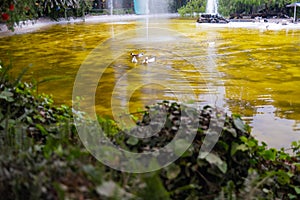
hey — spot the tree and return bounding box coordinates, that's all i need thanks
[0,0,38,31]
[0,0,93,31]
[39,0,93,19]
[177,0,206,17]
[170,0,189,12]
[218,0,294,16]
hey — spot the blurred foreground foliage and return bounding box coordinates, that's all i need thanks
[1,59,300,199]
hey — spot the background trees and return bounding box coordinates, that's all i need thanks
[0,0,38,31]
[1,0,298,31]
[0,0,93,31]
[175,0,295,17]
[218,0,294,16]
[177,0,206,16]
[39,0,93,19]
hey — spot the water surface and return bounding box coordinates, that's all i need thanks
[0,18,300,148]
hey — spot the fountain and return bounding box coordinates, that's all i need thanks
[197,0,229,23]
[109,0,113,15]
[133,0,171,15]
[206,0,218,14]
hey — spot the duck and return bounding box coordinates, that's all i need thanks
[131,56,138,63]
[142,56,156,64]
[130,52,144,58]
[130,52,144,63]
[208,42,215,47]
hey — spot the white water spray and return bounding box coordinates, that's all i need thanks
[134,0,172,14]
[110,0,113,15]
[206,0,218,14]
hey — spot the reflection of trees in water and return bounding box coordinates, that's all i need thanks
[293,120,300,131]
[274,101,300,120]
[223,84,300,125]
[216,26,300,135]
[225,98,255,117]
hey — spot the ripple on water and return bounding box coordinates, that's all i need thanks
[0,19,300,149]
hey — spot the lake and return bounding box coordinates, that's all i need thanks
[0,17,299,149]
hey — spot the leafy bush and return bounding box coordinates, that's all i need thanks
[112,102,252,198]
[0,0,38,31]
[0,59,126,199]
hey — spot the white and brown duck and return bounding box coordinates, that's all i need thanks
[130,52,144,63]
[142,56,156,64]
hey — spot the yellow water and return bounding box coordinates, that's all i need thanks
[0,18,300,148]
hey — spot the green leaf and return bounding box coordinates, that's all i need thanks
[262,188,269,193]
[53,182,66,200]
[130,114,139,122]
[233,116,247,133]
[54,144,63,156]
[34,114,46,123]
[0,90,14,102]
[246,138,257,148]
[83,165,103,185]
[139,173,170,200]
[148,158,160,171]
[288,194,297,199]
[181,148,193,158]
[294,186,300,194]
[291,141,298,147]
[236,144,248,151]
[0,90,14,97]
[35,124,48,135]
[174,139,190,156]
[240,136,248,143]
[166,163,181,179]
[278,152,289,160]
[226,127,237,137]
[294,163,300,171]
[26,116,33,124]
[171,184,202,194]
[275,170,291,185]
[126,136,139,146]
[218,141,229,151]
[96,181,134,199]
[199,152,227,173]
[261,149,276,161]
[231,142,248,156]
